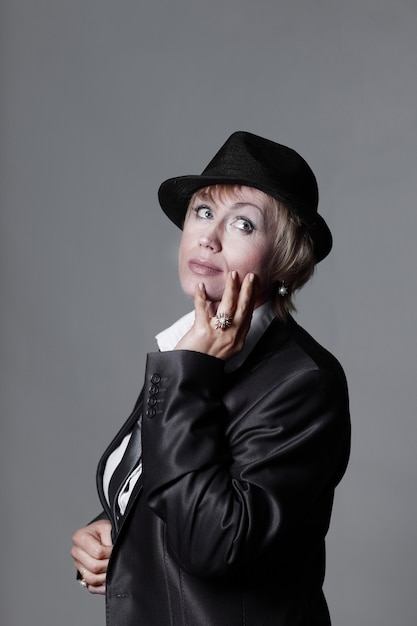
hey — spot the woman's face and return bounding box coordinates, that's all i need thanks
[178,185,277,311]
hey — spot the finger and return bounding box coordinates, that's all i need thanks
[75,561,108,587]
[217,271,240,316]
[193,282,210,325]
[82,569,107,586]
[240,272,257,307]
[76,556,109,576]
[234,273,257,325]
[72,548,109,575]
[88,583,106,595]
[96,520,113,547]
[72,528,112,561]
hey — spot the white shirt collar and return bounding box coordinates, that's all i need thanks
[155,301,276,372]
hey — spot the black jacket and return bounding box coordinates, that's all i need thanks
[96,317,350,625]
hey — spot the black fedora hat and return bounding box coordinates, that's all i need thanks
[158,131,332,262]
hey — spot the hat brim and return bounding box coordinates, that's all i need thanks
[158,175,332,263]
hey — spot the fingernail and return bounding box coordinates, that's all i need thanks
[231,271,236,280]
[199,282,205,291]
[249,273,255,283]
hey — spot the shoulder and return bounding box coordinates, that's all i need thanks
[241,316,347,390]
[288,318,347,383]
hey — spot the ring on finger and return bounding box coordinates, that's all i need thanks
[79,567,89,588]
[215,312,233,330]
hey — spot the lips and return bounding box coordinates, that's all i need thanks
[188,259,223,276]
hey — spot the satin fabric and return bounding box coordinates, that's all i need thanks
[95,316,350,625]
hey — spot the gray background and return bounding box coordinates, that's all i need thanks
[1,1,416,625]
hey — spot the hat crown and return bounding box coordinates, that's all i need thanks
[201,131,319,223]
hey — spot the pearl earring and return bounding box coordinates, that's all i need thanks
[278,281,288,296]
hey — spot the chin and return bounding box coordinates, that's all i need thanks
[180,275,224,304]
[205,288,223,304]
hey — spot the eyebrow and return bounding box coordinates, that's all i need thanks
[231,202,267,227]
[194,195,264,215]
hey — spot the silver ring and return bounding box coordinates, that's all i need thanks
[215,312,233,330]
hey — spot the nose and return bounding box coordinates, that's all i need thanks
[198,224,222,251]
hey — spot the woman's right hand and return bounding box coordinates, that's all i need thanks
[175,271,257,361]
[71,519,113,595]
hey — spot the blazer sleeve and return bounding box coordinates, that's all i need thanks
[141,349,350,578]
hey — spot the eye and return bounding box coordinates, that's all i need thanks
[234,217,255,233]
[192,204,214,220]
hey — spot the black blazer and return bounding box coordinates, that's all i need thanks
[96,317,350,626]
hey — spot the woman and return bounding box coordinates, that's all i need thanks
[71,131,350,625]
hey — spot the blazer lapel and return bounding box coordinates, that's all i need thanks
[227,317,293,379]
[96,390,144,518]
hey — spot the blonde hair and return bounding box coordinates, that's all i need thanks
[187,185,315,320]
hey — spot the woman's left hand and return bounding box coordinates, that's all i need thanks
[175,271,257,361]
[71,520,113,595]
